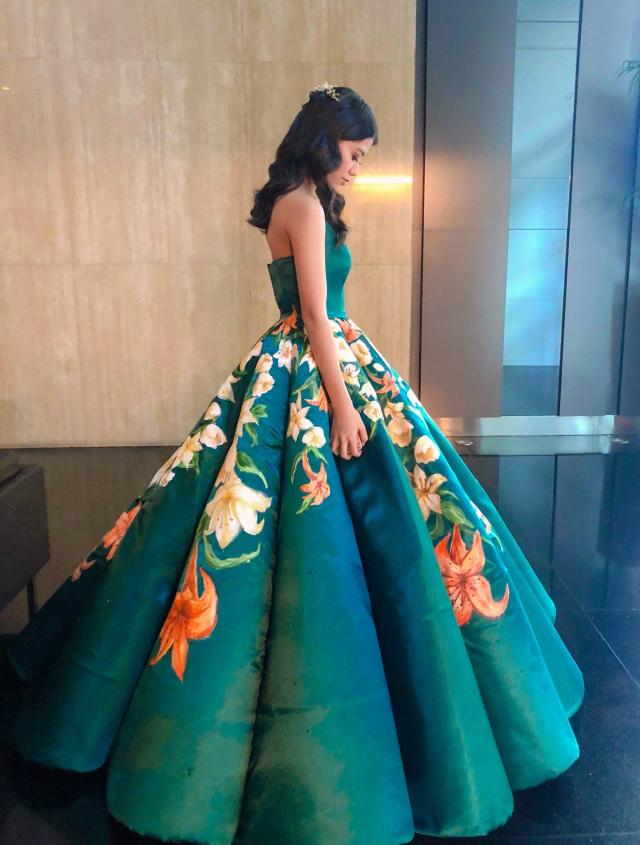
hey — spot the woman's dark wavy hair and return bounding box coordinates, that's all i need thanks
[247,85,378,247]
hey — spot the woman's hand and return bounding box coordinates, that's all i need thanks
[329,403,369,460]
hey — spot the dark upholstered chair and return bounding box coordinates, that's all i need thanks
[0,453,50,620]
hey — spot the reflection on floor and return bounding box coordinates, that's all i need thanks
[1,441,639,844]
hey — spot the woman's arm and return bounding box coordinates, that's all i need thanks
[287,200,353,415]
[286,198,368,459]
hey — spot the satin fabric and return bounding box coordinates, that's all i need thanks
[6,220,584,843]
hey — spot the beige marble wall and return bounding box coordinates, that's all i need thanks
[0,0,417,446]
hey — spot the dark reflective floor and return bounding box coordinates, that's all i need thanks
[1,441,639,844]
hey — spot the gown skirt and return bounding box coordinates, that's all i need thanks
[4,223,585,844]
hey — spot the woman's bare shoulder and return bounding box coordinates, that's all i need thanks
[268,188,323,258]
[274,186,323,224]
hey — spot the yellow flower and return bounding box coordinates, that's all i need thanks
[239,340,263,370]
[274,338,297,372]
[235,395,257,438]
[149,453,177,487]
[363,400,384,422]
[252,370,275,396]
[216,372,241,402]
[414,434,441,464]
[287,393,313,440]
[256,352,273,372]
[408,465,447,519]
[175,434,203,466]
[359,381,377,400]
[198,422,227,449]
[341,363,360,386]
[301,425,326,448]
[350,339,373,366]
[203,400,222,420]
[300,348,317,371]
[334,336,358,363]
[204,472,272,549]
[149,434,204,487]
[384,401,413,447]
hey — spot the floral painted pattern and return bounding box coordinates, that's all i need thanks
[70,501,142,581]
[434,524,510,626]
[335,313,509,627]
[72,302,511,679]
[204,471,272,550]
[148,543,218,681]
[68,342,268,585]
[299,450,330,511]
[282,315,396,515]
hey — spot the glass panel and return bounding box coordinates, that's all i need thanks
[501,0,580,415]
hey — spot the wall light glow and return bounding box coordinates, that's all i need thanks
[353,175,412,188]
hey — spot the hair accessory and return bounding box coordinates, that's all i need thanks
[309,81,340,101]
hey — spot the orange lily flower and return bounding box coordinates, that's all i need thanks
[336,317,361,342]
[299,450,330,506]
[103,501,143,561]
[306,383,329,413]
[368,369,400,399]
[149,544,218,682]
[434,524,510,626]
[71,500,144,580]
[275,306,299,335]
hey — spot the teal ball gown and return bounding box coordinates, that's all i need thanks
[5,218,584,843]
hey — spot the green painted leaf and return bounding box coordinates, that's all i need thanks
[441,499,475,529]
[429,512,445,540]
[252,403,268,420]
[201,534,262,570]
[443,489,459,500]
[290,450,304,482]
[295,373,319,396]
[236,449,268,487]
[307,444,327,464]
[296,496,312,515]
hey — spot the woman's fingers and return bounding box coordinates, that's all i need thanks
[329,424,367,459]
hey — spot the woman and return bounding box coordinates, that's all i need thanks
[5,82,584,843]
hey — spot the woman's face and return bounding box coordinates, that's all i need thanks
[330,137,374,190]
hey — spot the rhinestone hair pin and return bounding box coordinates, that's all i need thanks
[309,81,340,101]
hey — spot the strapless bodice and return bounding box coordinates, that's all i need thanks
[267,219,352,319]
